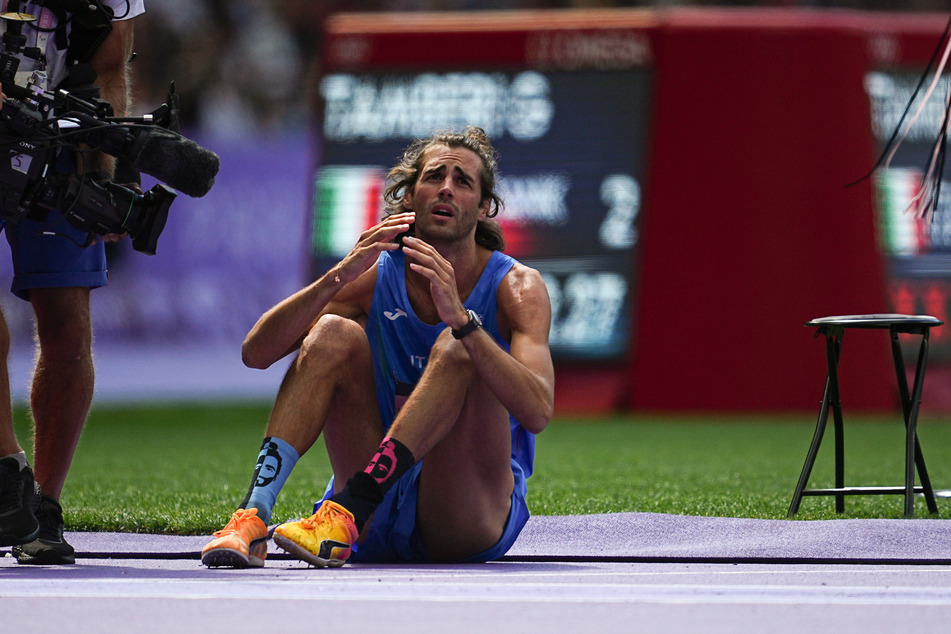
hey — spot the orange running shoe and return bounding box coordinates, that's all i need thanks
[201,508,268,568]
[272,500,358,568]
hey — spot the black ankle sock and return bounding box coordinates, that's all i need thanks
[330,472,384,531]
[330,436,416,530]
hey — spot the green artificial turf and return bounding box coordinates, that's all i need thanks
[12,402,951,534]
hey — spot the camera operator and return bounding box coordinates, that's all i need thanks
[0,0,145,565]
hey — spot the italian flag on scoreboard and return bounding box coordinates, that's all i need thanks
[312,166,386,257]
[876,167,927,258]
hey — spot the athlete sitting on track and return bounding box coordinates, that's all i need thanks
[201,126,554,567]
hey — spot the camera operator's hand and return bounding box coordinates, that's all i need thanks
[100,179,141,244]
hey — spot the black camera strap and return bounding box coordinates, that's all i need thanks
[62,2,114,65]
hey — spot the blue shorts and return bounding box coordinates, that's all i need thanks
[318,458,530,563]
[3,211,108,300]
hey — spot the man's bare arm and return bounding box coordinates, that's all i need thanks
[242,213,414,369]
[241,266,372,370]
[87,17,135,176]
[462,265,555,433]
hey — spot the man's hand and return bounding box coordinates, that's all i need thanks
[401,235,468,329]
[91,180,140,243]
[334,212,414,285]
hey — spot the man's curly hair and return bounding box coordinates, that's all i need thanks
[383,126,505,251]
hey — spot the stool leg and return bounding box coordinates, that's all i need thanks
[891,329,939,515]
[827,335,846,513]
[789,372,833,515]
[911,334,938,513]
[789,331,842,515]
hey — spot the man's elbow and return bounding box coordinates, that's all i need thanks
[522,402,554,435]
[241,340,271,370]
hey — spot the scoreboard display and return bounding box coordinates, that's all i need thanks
[310,15,654,361]
[868,69,951,358]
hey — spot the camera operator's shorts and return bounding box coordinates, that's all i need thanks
[317,458,531,563]
[2,211,108,300]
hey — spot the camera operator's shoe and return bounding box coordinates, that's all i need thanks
[0,456,39,547]
[13,493,75,565]
[272,500,358,568]
[201,508,269,568]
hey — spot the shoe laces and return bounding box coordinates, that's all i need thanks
[301,502,347,531]
[213,508,259,537]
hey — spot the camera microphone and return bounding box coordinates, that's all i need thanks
[128,127,219,197]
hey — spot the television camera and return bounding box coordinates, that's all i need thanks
[0,8,219,255]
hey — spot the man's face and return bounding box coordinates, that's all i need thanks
[255,454,280,486]
[403,144,489,244]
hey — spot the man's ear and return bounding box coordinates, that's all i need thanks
[402,189,414,211]
[478,197,490,220]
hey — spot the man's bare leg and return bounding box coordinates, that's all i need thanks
[266,314,383,473]
[0,308,21,457]
[326,330,515,561]
[238,314,383,522]
[29,287,94,502]
[204,315,383,568]
[388,332,515,561]
[11,287,92,564]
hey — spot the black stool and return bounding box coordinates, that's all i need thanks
[788,314,943,517]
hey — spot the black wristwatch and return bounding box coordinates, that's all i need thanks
[451,309,482,339]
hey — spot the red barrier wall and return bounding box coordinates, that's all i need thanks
[634,11,878,412]
[630,10,946,413]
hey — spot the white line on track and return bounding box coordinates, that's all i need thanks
[4,578,951,606]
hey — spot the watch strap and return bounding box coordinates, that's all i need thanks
[451,309,481,339]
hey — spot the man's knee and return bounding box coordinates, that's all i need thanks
[30,288,92,357]
[427,330,476,378]
[297,314,369,373]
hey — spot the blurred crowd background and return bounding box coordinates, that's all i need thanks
[132,0,949,140]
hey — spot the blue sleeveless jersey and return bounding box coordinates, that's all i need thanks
[366,249,536,479]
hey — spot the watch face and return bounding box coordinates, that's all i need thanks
[452,309,482,339]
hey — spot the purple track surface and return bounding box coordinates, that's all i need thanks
[4,513,951,633]
[2,512,945,563]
